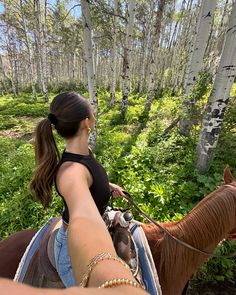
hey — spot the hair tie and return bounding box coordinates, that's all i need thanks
[48,113,57,125]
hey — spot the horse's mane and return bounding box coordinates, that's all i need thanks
[160,183,236,280]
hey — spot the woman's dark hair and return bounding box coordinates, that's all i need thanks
[30,92,90,207]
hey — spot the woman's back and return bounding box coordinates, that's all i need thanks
[56,150,111,223]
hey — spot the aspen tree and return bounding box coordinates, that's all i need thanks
[34,0,48,101]
[146,0,165,110]
[197,1,236,174]
[19,0,37,100]
[179,0,217,135]
[81,0,97,148]
[122,0,136,113]
[110,0,118,106]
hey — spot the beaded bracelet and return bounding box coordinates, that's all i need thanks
[98,278,141,289]
[79,252,131,287]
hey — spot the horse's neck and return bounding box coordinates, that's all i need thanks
[178,188,236,250]
[143,187,236,295]
[143,220,226,295]
[144,185,236,257]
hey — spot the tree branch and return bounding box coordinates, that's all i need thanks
[62,4,81,22]
[93,0,127,22]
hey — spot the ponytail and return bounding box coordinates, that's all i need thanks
[30,118,60,208]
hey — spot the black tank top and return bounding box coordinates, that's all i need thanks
[55,150,111,224]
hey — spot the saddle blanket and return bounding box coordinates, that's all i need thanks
[14,216,162,295]
[14,217,56,282]
[131,223,162,295]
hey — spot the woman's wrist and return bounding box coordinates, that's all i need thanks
[79,252,130,287]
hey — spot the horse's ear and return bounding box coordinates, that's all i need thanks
[224,166,235,184]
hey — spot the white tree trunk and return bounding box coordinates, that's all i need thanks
[197,1,236,174]
[146,0,165,110]
[19,0,36,100]
[81,0,97,107]
[6,29,20,96]
[122,0,136,113]
[34,0,48,101]
[176,0,196,88]
[169,0,188,90]
[93,41,98,77]
[138,42,148,94]
[184,0,217,95]
[81,0,97,148]
[0,55,8,93]
[6,47,16,96]
[41,0,48,99]
[110,0,118,106]
[138,2,155,94]
[179,0,217,135]
[207,0,230,79]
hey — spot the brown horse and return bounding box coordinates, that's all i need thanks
[0,167,236,295]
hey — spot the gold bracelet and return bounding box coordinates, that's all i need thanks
[79,252,131,287]
[98,278,141,289]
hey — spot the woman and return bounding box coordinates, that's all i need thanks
[29,92,126,287]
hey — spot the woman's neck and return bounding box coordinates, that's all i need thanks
[65,132,89,155]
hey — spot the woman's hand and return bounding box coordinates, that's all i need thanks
[109,183,125,198]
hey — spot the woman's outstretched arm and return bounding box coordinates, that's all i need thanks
[56,162,149,293]
[0,278,147,295]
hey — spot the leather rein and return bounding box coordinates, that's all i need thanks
[121,185,236,258]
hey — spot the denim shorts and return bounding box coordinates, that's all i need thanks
[54,225,76,287]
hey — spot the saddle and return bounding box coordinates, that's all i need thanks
[15,211,162,294]
[21,218,64,288]
[17,210,139,288]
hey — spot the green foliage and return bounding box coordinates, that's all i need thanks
[0,115,18,130]
[214,94,236,170]
[194,241,236,283]
[0,86,236,284]
[0,101,48,117]
[47,80,87,94]
[185,72,211,118]
[0,94,64,238]
[0,140,33,199]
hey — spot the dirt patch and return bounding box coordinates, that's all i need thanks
[19,132,34,141]
[0,116,41,140]
[0,130,33,141]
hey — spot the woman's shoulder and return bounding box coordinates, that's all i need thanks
[59,161,90,178]
[57,161,93,190]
